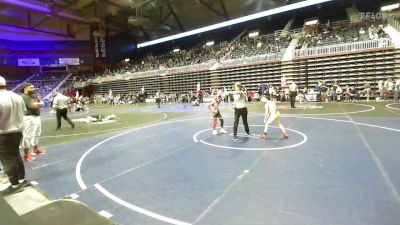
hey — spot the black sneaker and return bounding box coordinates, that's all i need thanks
[0,185,23,196]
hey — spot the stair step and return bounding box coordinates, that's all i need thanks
[1,183,52,216]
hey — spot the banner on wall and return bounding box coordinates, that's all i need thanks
[18,58,40,66]
[93,37,107,58]
[59,58,80,65]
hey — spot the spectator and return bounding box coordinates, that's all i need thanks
[289,81,298,108]
[21,83,46,161]
[336,85,343,101]
[349,87,359,102]
[321,82,328,102]
[0,76,30,196]
[378,80,384,100]
[395,79,400,101]
[363,81,371,102]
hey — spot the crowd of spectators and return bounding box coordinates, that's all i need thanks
[1,73,35,91]
[297,78,400,102]
[1,72,69,99]
[13,19,391,102]
[92,90,204,105]
[28,73,70,98]
[91,19,392,85]
[92,31,292,81]
[57,76,400,109]
[297,20,388,49]
[227,34,291,59]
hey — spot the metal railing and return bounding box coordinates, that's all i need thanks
[216,52,283,68]
[331,19,350,26]
[276,27,303,37]
[294,38,392,57]
[289,28,304,35]
[167,61,217,74]
[93,61,217,83]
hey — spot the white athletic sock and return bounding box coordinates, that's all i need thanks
[264,123,270,133]
[278,124,286,134]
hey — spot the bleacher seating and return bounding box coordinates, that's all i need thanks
[1,73,35,91]
[93,46,399,99]
[293,49,398,94]
[227,34,291,59]
[90,18,399,98]
[297,20,388,49]
[28,72,70,98]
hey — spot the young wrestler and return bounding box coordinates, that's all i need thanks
[208,95,227,135]
[260,97,289,139]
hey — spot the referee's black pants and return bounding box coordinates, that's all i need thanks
[289,91,297,108]
[56,108,74,129]
[0,132,24,185]
[233,107,250,138]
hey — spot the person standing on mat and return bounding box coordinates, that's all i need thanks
[231,82,250,142]
[0,76,30,196]
[53,91,75,131]
[208,94,227,135]
[155,90,161,108]
[260,96,288,139]
[20,83,46,161]
[289,81,298,108]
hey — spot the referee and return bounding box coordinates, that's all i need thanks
[289,81,298,108]
[53,91,75,130]
[231,82,250,142]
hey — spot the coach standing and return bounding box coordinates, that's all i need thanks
[21,83,45,161]
[0,76,30,195]
[289,81,298,108]
[53,91,75,131]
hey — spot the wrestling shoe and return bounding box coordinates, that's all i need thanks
[24,154,36,161]
[33,149,46,155]
[219,128,228,134]
[283,132,289,139]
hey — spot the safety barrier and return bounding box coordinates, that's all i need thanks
[294,38,392,57]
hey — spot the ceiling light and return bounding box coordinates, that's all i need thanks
[249,31,259,37]
[137,0,333,48]
[381,3,400,11]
